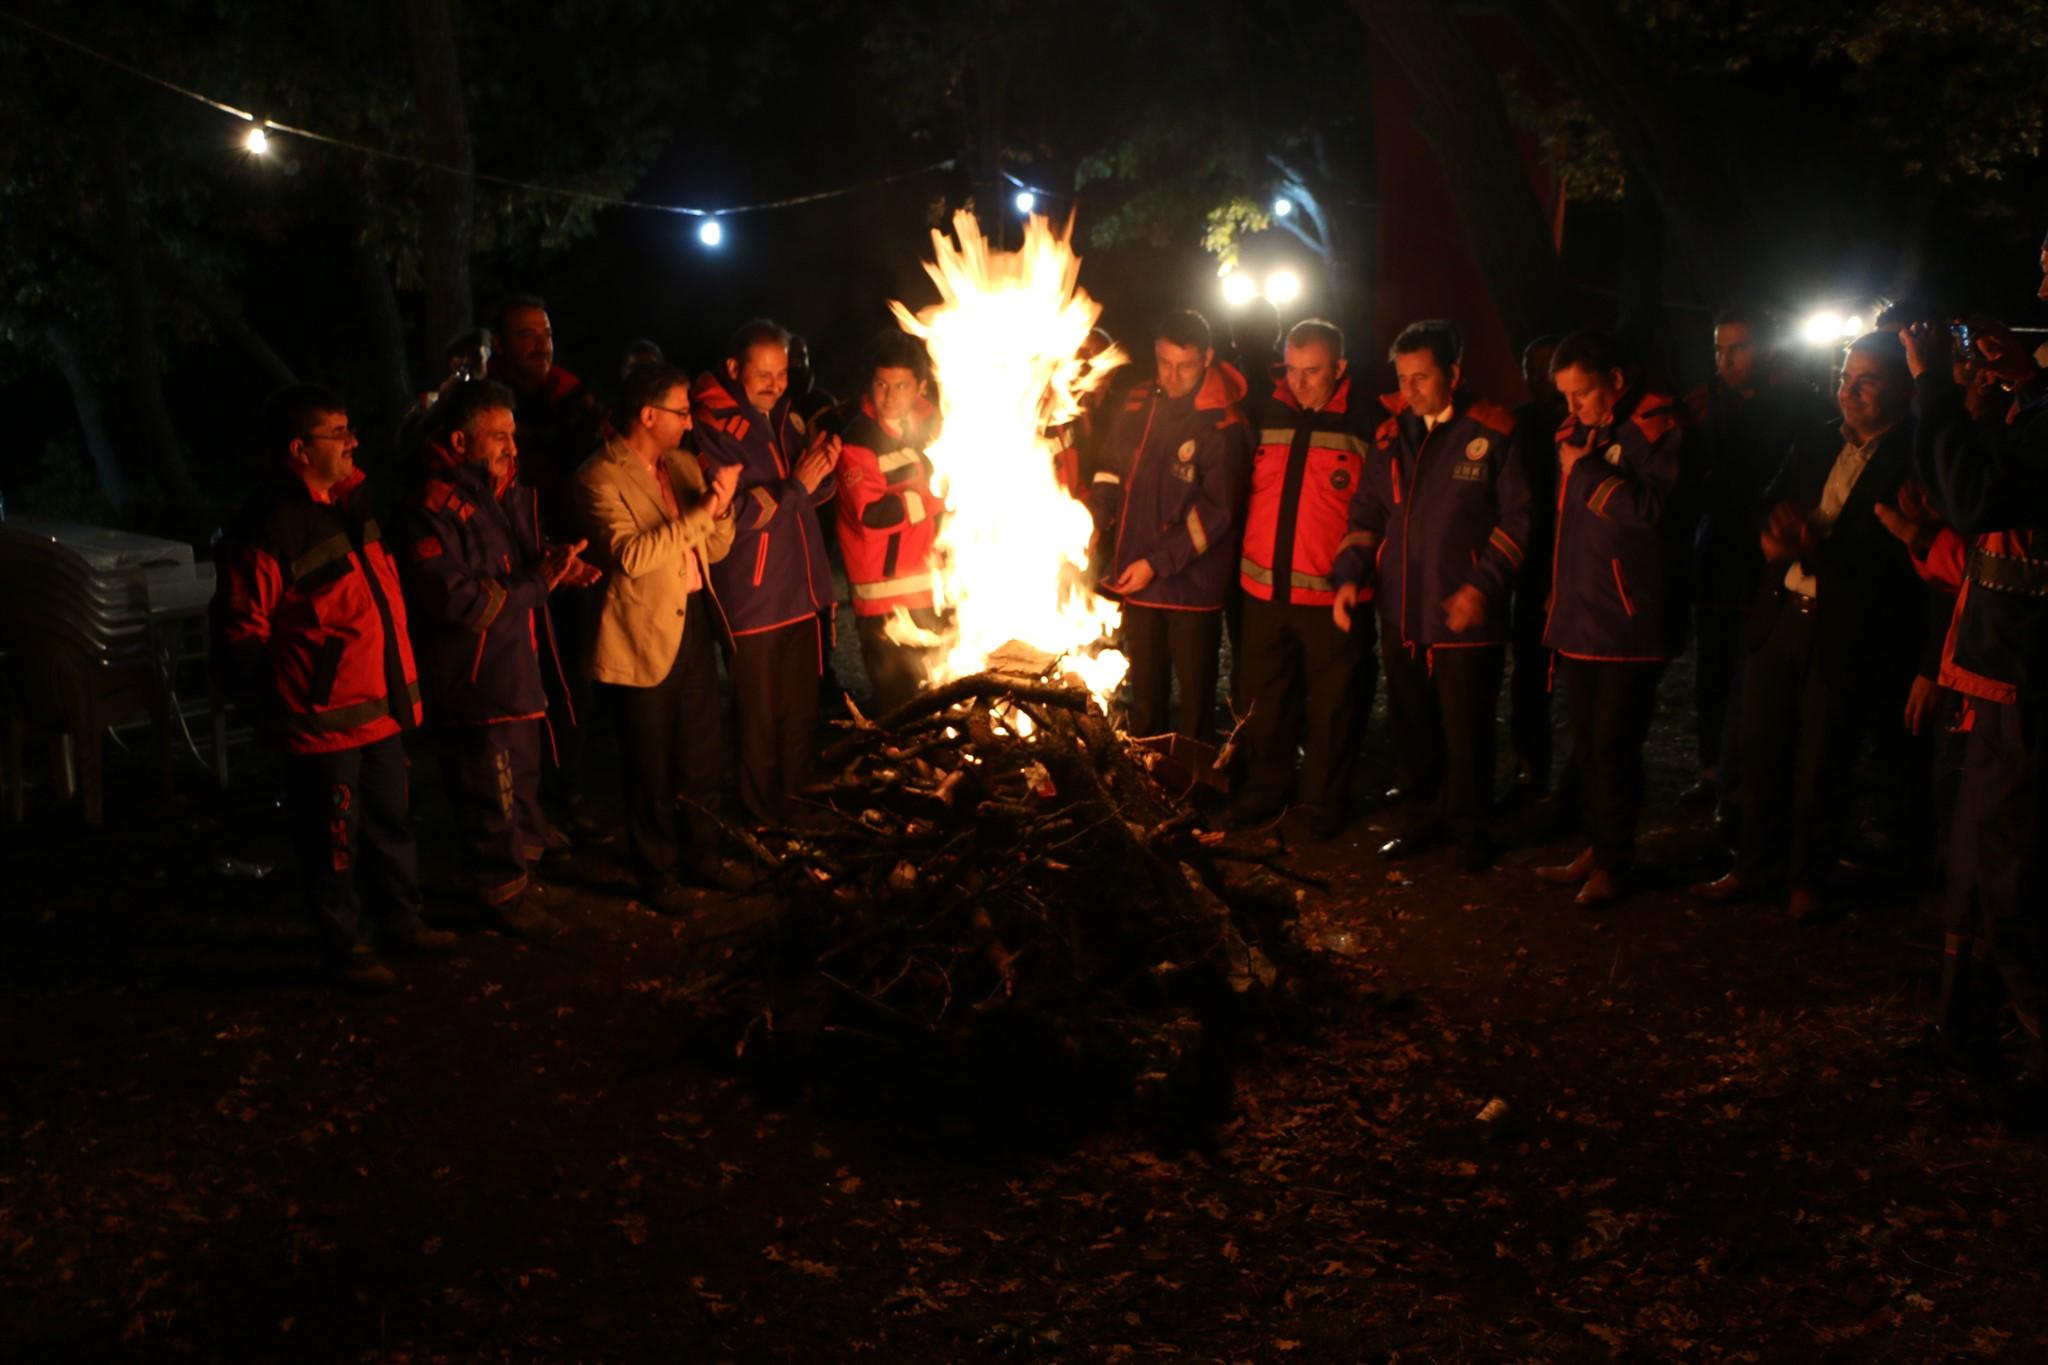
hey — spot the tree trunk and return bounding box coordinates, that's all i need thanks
[1510,0,1753,306]
[81,84,197,504]
[406,0,475,378]
[354,244,416,462]
[1351,0,1566,347]
[43,323,128,511]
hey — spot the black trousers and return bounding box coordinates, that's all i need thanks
[436,719,547,907]
[1731,599,1885,891]
[1694,604,1746,776]
[539,586,593,816]
[1381,634,1505,839]
[1560,656,1660,873]
[600,605,727,883]
[1508,576,1553,791]
[282,734,423,961]
[1124,604,1223,741]
[727,616,820,825]
[1235,597,1364,815]
[1938,695,2047,1064]
[855,607,943,718]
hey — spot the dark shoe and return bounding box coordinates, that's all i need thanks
[1786,887,1829,924]
[379,926,459,956]
[1575,867,1622,908]
[1304,805,1348,843]
[1378,832,1438,861]
[1533,847,1595,885]
[639,878,697,916]
[489,896,563,939]
[1688,872,1748,903]
[328,945,396,994]
[1457,834,1498,873]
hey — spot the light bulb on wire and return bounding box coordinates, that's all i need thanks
[698,219,723,247]
[1014,190,1036,214]
[244,123,269,154]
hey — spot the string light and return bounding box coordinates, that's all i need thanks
[0,9,954,223]
[1272,197,1292,218]
[1221,273,1259,307]
[1265,269,1303,304]
[1013,190,1036,214]
[698,219,723,247]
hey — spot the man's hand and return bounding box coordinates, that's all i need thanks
[706,461,740,518]
[539,538,590,590]
[1900,321,1951,381]
[1904,675,1941,737]
[1558,436,1590,481]
[796,431,841,494]
[1963,316,2039,388]
[1873,479,1941,551]
[1104,558,1155,597]
[558,560,603,589]
[1761,501,1814,564]
[1332,582,1359,633]
[1442,584,1486,634]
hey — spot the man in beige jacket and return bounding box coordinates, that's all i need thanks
[575,363,741,910]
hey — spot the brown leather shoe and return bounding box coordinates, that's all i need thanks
[1575,867,1621,908]
[1786,887,1827,923]
[1688,872,1747,902]
[1533,847,1594,885]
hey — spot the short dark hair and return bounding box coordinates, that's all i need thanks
[1156,309,1214,353]
[1389,320,1463,372]
[622,338,664,364]
[1286,318,1346,360]
[1521,333,1563,360]
[616,363,694,427]
[1846,329,1910,383]
[491,294,548,336]
[263,382,348,457]
[1711,303,1776,341]
[1549,329,1627,378]
[865,331,930,383]
[728,318,793,365]
[435,379,517,439]
[444,327,492,360]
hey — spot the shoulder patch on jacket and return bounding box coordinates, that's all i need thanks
[413,535,445,561]
[1631,394,1682,444]
[1467,400,1517,436]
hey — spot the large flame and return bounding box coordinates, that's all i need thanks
[887,211,1128,702]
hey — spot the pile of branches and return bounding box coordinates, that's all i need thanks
[682,647,1327,1125]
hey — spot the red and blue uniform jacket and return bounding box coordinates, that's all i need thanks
[397,439,567,727]
[1542,390,1686,661]
[836,393,945,618]
[1915,371,2048,704]
[1331,392,1532,649]
[1091,363,1253,610]
[489,361,610,532]
[690,370,838,637]
[1241,367,1377,610]
[211,467,423,756]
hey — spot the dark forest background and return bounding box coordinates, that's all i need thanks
[5,0,2046,546]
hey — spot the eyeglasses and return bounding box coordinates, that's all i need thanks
[647,405,692,419]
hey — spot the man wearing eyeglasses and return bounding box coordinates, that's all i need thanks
[212,384,446,993]
[577,363,744,911]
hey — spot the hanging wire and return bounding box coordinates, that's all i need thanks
[0,8,955,218]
